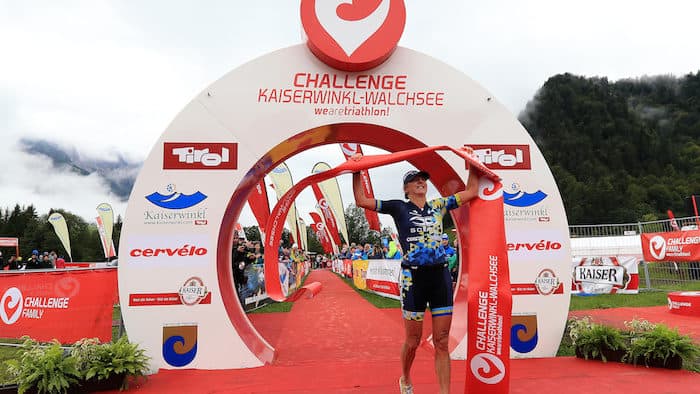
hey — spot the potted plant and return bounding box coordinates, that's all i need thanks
[71,336,150,391]
[625,324,700,370]
[5,337,81,394]
[569,317,628,362]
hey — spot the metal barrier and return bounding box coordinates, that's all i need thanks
[570,216,700,291]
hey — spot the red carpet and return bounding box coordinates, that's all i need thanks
[111,270,699,393]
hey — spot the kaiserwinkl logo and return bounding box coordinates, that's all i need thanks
[300,0,406,71]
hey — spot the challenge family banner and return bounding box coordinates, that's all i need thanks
[309,212,333,254]
[0,269,117,342]
[311,183,343,247]
[641,230,700,262]
[311,163,349,245]
[339,143,381,232]
[571,256,639,294]
[247,179,271,242]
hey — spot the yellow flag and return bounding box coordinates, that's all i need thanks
[48,213,72,261]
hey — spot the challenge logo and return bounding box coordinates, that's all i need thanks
[503,182,547,208]
[478,178,503,201]
[300,0,406,71]
[510,314,538,353]
[649,235,667,260]
[470,353,506,384]
[470,145,531,170]
[163,142,238,170]
[1,287,23,325]
[162,324,198,367]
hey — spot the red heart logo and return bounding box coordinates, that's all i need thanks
[3,296,19,319]
[336,0,384,21]
[55,277,80,297]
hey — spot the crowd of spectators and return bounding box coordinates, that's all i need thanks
[337,240,405,261]
[0,250,65,271]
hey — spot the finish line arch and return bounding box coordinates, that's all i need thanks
[118,45,571,370]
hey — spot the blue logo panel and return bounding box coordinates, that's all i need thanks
[510,314,538,353]
[162,325,198,367]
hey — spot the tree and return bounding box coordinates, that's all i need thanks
[344,204,380,246]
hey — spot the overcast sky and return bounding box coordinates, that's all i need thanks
[1,0,699,230]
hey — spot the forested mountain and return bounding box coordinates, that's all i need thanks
[519,72,700,225]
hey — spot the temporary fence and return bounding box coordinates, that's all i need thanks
[570,216,700,291]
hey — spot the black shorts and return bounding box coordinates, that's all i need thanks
[400,264,453,321]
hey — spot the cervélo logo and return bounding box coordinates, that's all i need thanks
[470,145,531,170]
[163,142,237,170]
[300,0,406,71]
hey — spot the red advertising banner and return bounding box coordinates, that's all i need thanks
[247,179,271,239]
[312,184,343,247]
[309,212,333,254]
[339,144,381,231]
[163,142,238,170]
[641,230,700,262]
[465,179,511,393]
[0,269,117,343]
[667,291,700,316]
[343,259,353,278]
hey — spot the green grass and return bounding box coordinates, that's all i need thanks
[0,340,21,385]
[568,290,670,310]
[336,274,401,308]
[248,302,294,313]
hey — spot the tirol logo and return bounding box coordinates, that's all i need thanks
[145,184,207,210]
[470,353,506,384]
[178,277,209,306]
[649,235,667,260]
[470,145,532,170]
[534,269,561,295]
[162,324,198,367]
[503,182,547,208]
[300,0,406,71]
[510,314,538,354]
[163,142,237,170]
[1,287,23,325]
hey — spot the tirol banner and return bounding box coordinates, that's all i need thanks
[641,230,700,262]
[48,212,72,261]
[119,0,570,375]
[0,269,117,342]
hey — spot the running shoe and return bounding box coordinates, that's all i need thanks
[399,377,414,394]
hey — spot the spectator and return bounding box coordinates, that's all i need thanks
[25,252,41,269]
[55,256,66,269]
[40,254,53,269]
[370,245,384,259]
